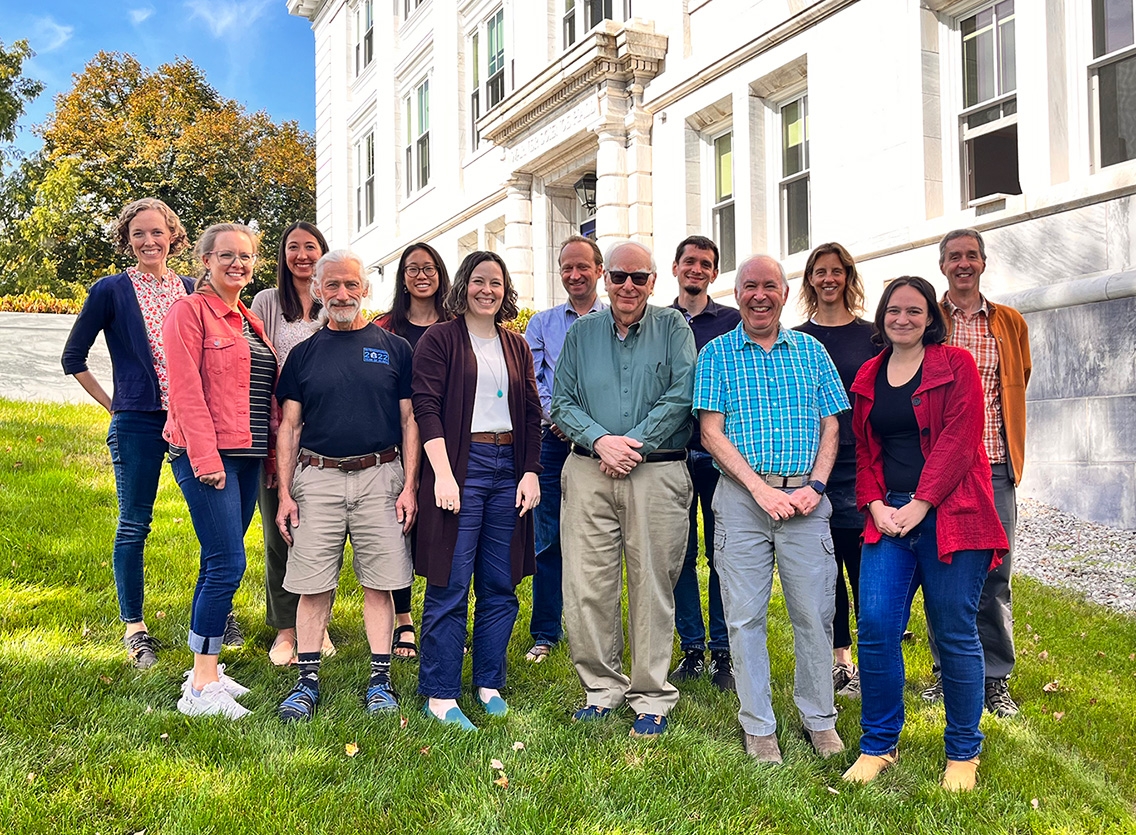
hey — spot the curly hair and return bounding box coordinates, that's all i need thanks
[112,198,189,260]
[445,251,519,323]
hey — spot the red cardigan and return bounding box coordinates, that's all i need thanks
[851,343,1007,565]
[163,290,277,477]
[411,317,542,587]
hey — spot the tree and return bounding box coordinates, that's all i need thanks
[0,39,44,169]
[25,52,315,296]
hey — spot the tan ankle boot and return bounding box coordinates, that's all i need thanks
[941,757,980,791]
[842,749,898,783]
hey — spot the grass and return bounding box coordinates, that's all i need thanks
[1,397,1135,834]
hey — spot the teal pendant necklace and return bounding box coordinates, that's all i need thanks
[472,335,506,398]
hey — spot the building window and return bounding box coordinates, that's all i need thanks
[711,130,736,273]
[403,0,426,17]
[1090,0,1136,169]
[563,0,631,48]
[405,79,430,196]
[779,94,810,257]
[355,0,373,76]
[959,1,1020,203]
[469,9,505,150]
[355,131,374,231]
[486,10,506,109]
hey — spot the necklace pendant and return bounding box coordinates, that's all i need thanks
[497,389,503,398]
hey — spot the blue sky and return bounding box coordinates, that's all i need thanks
[1,1,316,157]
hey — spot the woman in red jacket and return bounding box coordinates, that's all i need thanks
[842,276,1007,791]
[164,223,277,719]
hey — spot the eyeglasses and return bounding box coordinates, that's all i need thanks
[208,251,258,266]
[405,265,438,278]
[608,270,652,286]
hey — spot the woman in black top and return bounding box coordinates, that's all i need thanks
[794,242,880,699]
[375,242,453,658]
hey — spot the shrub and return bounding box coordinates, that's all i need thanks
[0,291,86,314]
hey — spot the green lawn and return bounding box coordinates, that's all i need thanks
[1,398,1134,834]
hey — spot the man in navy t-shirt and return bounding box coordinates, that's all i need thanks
[273,250,420,723]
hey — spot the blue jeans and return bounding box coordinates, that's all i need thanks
[857,492,991,760]
[673,451,729,652]
[106,410,169,624]
[529,428,566,645]
[171,454,261,655]
[419,444,519,699]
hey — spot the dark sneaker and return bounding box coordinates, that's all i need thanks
[572,704,613,722]
[670,649,705,682]
[838,667,861,699]
[278,678,319,723]
[222,612,244,647]
[984,678,1019,718]
[124,631,159,669]
[629,713,668,737]
[709,651,736,692]
[364,680,399,714]
[834,663,860,699]
[921,676,944,703]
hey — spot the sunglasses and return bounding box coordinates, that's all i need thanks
[608,270,652,286]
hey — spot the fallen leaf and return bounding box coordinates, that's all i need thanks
[174,518,183,524]
[1031,798,1039,809]
[494,773,509,788]
[345,742,360,757]
[26,773,35,784]
[155,611,166,619]
[1097,651,1106,658]
[1042,680,1061,693]
[13,461,22,469]
[512,741,525,751]
[1032,634,1042,643]
[1053,712,1065,721]
[159,733,169,741]
[1037,650,1049,661]
[1090,698,1097,705]
[490,758,505,770]
[826,786,840,795]
[100,561,108,568]
[399,715,408,729]
[144,705,153,714]
[99,674,112,685]
[81,625,90,638]
[419,746,431,755]
[35,435,44,444]
[1080,632,1087,639]
[1129,653,1135,661]
[1025,623,1033,632]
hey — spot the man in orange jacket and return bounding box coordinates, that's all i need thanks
[922,228,1031,718]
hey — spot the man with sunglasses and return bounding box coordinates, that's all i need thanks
[552,240,696,738]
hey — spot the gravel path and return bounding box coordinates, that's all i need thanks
[1016,498,1136,615]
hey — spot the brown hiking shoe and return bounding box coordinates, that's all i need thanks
[744,732,783,764]
[807,727,846,759]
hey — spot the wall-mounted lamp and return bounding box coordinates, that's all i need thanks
[573,172,598,215]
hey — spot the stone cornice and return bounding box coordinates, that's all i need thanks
[287,0,325,20]
[480,20,668,148]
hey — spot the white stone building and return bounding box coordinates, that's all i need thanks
[288,0,1136,529]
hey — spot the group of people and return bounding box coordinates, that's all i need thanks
[63,196,1030,791]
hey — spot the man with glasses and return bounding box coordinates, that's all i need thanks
[552,240,696,738]
[522,236,607,665]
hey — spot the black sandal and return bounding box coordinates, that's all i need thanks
[393,624,418,660]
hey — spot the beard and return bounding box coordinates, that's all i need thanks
[327,301,360,324]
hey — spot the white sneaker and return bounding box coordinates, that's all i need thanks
[182,664,250,698]
[178,680,251,719]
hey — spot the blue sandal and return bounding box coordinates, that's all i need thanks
[365,681,399,714]
[278,679,319,723]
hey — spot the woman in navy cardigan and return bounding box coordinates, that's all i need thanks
[842,276,1007,792]
[61,198,192,669]
[412,251,542,730]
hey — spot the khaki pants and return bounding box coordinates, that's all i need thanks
[561,454,692,715]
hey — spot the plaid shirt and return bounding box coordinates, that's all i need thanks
[127,265,187,410]
[943,294,1005,464]
[694,324,848,476]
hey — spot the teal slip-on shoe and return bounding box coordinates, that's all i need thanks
[477,693,508,716]
[422,703,477,731]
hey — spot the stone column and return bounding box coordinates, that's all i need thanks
[625,76,654,252]
[504,174,535,305]
[594,84,630,254]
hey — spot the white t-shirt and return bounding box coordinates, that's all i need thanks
[469,331,513,433]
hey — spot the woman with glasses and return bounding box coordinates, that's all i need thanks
[62,198,193,669]
[842,276,1006,790]
[794,242,880,699]
[251,221,334,666]
[164,224,277,718]
[412,251,542,730]
[375,242,453,660]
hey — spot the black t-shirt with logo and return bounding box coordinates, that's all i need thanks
[276,323,412,458]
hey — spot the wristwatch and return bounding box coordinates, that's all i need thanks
[807,479,826,495]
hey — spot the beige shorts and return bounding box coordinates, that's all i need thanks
[283,458,413,594]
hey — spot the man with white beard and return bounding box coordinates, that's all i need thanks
[273,250,421,722]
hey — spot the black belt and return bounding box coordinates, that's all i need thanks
[299,447,398,471]
[571,443,687,463]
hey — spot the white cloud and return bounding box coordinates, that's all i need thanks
[129,7,155,25]
[32,17,74,53]
[185,0,272,37]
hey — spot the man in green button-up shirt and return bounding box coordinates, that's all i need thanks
[551,240,696,738]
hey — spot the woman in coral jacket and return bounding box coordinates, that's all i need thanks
[163,223,277,719]
[842,275,1007,792]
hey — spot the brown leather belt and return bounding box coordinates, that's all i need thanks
[299,447,398,471]
[570,443,687,463]
[760,473,810,488]
[471,432,513,445]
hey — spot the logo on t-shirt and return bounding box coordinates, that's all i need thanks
[363,347,390,365]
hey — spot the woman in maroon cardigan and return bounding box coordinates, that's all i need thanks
[411,250,542,730]
[842,276,1007,792]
